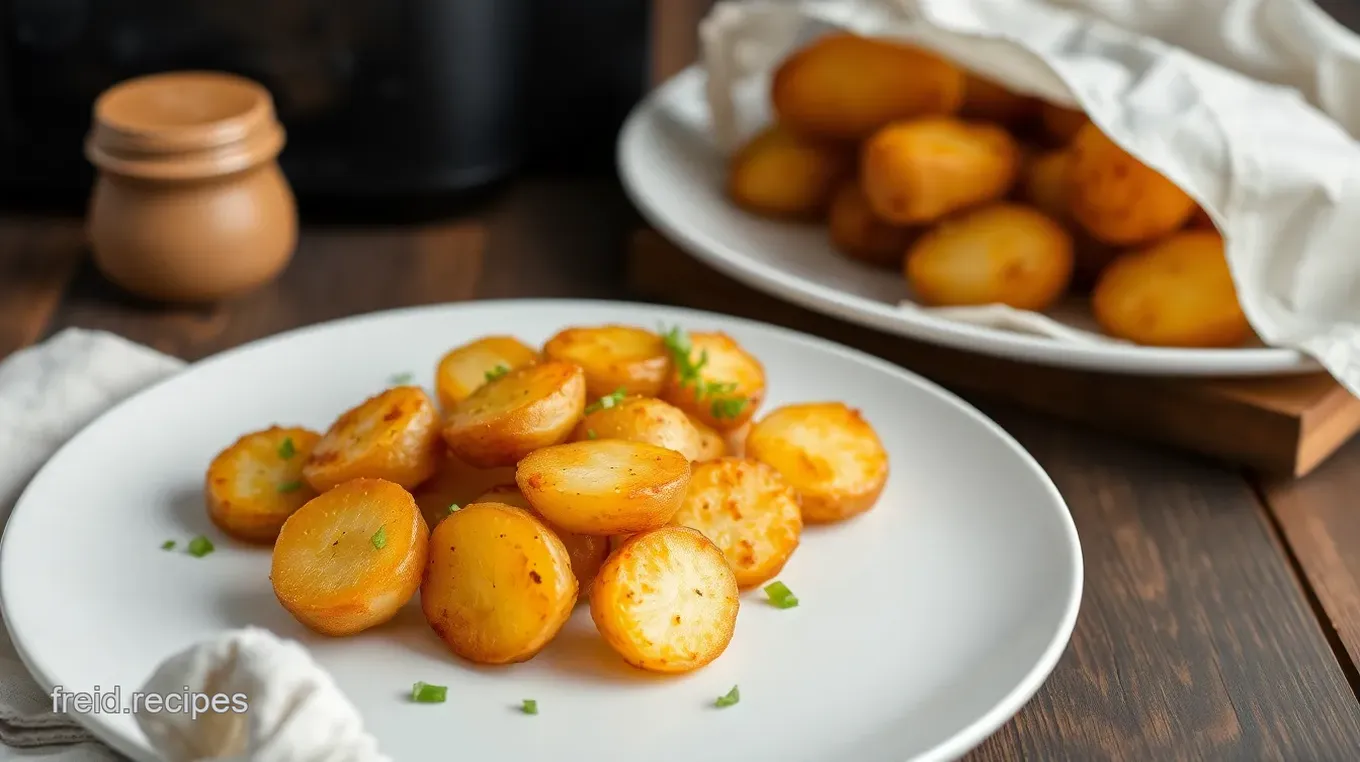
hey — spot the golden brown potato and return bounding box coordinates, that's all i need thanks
[660,330,766,432]
[590,526,740,673]
[542,325,670,398]
[1066,123,1195,246]
[827,180,920,269]
[303,386,442,493]
[861,117,1020,225]
[960,74,1039,126]
[206,426,321,544]
[772,33,964,140]
[688,415,728,461]
[905,203,1073,310]
[570,396,705,461]
[434,336,539,411]
[516,440,691,535]
[671,458,803,589]
[1039,103,1089,145]
[422,502,577,665]
[410,448,515,528]
[271,478,429,636]
[727,125,853,219]
[1092,231,1250,347]
[1020,150,1117,287]
[746,402,889,523]
[442,361,586,468]
[476,484,610,595]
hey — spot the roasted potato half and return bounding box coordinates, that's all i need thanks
[660,331,766,432]
[1092,231,1250,347]
[476,484,610,595]
[542,325,670,398]
[517,439,691,535]
[422,502,577,665]
[1039,103,1089,145]
[410,448,515,528]
[590,526,740,674]
[905,203,1073,311]
[442,361,587,468]
[205,426,320,544]
[570,396,705,461]
[861,117,1020,225]
[271,478,429,636]
[746,402,889,523]
[960,74,1039,126]
[772,33,964,140]
[688,415,728,461]
[303,386,442,492]
[727,124,853,219]
[434,336,539,411]
[1066,123,1195,245]
[828,180,920,269]
[671,458,803,589]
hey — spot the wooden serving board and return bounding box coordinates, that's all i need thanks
[627,229,1360,477]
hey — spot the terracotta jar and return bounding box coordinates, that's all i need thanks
[85,71,297,303]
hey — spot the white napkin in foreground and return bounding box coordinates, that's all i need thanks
[0,330,387,761]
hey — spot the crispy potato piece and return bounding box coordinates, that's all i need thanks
[517,440,691,535]
[205,426,320,544]
[660,331,766,431]
[476,485,610,595]
[672,458,803,589]
[905,203,1073,310]
[1040,103,1089,145]
[828,180,920,269]
[861,117,1020,225]
[410,448,515,528]
[1067,123,1195,245]
[1188,205,1215,230]
[442,361,586,468]
[961,74,1039,125]
[434,336,539,411]
[303,386,442,492]
[570,396,705,461]
[1020,150,1117,287]
[542,325,670,398]
[772,33,964,140]
[727,124,853,219]
[422,502,577,664]
[746,402,889,523]
[271,478,429,636]
[590,526,740,673]
[688,415,728,461]
[1092,231,1250,347]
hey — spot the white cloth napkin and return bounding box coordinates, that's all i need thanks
[700,0,1360,393]
[0,330,388,761]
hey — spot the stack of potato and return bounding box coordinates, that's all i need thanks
[727,33,1251,349]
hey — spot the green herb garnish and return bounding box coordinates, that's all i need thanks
[660,325,748,417]
[186,536,214,558]
[389,372,414,385]
[448,504,461,514]
[410,682,447,703]
[484,365,510,383]
[521,699,538,715]
[371,526,387,550]
[584,387,627,415]
[763,581,798,609]
[161,540,176,551]
[710,397,748,420]
[586,429,597,440]
[278,480,304,493]
[714,685,740,708]
[277,437,296,459]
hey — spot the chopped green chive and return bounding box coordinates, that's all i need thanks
[186,536,214,558]
[714,685,740,707]
[410,682,447,703]
[584,387,627,415]
[521,699,538,715]
[661,325,748,415]
[710,397,748,420]
[277,437,296,459]
[160,540,176,551]
[586,429,598,440]
[447,503,461,514]
[371,526,387,550]
[277,480,304,493]
[389,372,414,385]
[763,581,798,609]
[484,365,510,383]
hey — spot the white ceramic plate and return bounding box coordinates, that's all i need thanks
[1,300,1081,762]
[617,67,1316,377]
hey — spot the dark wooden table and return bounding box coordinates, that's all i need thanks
[6,176,1360,760]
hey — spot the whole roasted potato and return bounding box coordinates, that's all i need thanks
[1039,103,1089,145]
[1020,149,1117,286]
[1092,231,1250,347]
[570,396,706,462]
[1066,123,1196,245]
[960,74,1039,126]
[303,386,442,492]
[516,439,691,535]
[441,361,586,468]
[827,180,920,269]
[542,325,670,398]
[772,33,964,141]
[206,426,320,544]
[434,336,539,411]
[861,117,1020,224]
[905,203,1073,310]
[727,124,853,219]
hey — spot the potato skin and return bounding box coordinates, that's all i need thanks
[206,426,320,544]
[727,125,853,219]
[746,402,889,523]
[1039,103,1089,145]
[475,484,610,596]
[828,180,920,269]
[442,361,587,468]
[516,440,691,535]
[1092,231,1250,347]
[410,448,515,528]
[435,336,539,411]
[861,117,1020,225]
[660,332,766,432]
[671,458,803,589]
[570,396,706,461]
[961,74,1039,126]
[271,478,429,636]
[590,526,740,673]
[542,325,670,398]
[905,203,1073,311]
[1066,123,1195,245]
[772,33,964,140]
[687,415,728,461]
[422,502,577,665]
[1020,150,1116,287]
[303,386,442,492]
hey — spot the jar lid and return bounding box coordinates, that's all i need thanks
[86,71,286,180]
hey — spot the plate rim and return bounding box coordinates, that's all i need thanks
[616,66,1317,378]
[0,298,1084,762]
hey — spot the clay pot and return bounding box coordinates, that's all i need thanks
[85,71,297,303]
